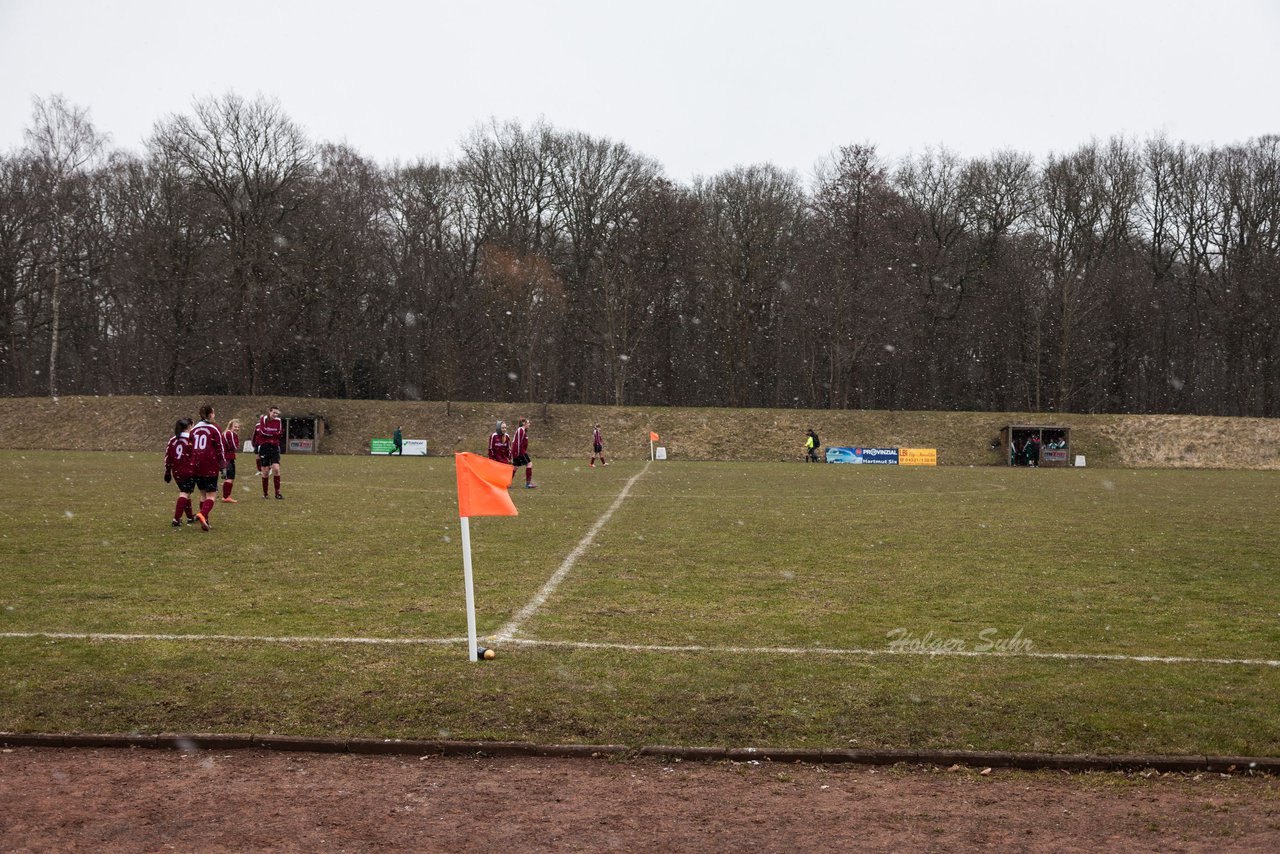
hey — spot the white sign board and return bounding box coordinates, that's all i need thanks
[655,446,667,460]
[403,439,428,456]
[1074,455,1086,467]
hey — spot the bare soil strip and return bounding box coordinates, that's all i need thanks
[2,748,1277,853]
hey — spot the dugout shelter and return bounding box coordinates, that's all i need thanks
[283,413,326,453]
[998,424,1072,467]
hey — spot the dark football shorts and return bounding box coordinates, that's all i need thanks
[225,459,237,481]
[258,445,281,467]
[175,476,196,494]
[593,443,603,454]
[513,453,530,467]
[195,475,219,493]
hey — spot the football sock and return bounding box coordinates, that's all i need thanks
[262,477,269,497]
[526,466,532,485]
[222,480,233,500]
[273,475,281,495]
[174,496,187,521]
[200,498,214,519]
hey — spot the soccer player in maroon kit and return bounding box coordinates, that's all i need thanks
[189,404,227,532]
[221,418,241,503]
[488,421,512,469]
[511,417,536,489]
[254,405,284,499]
[164,418,196,527]
[590,423,607,467]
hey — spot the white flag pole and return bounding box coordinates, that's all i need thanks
[649,438,654,461]
[460,515,478,662]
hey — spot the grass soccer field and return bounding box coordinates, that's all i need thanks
[1,450,1277,756]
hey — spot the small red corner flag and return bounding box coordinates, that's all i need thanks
[649,431,660,442]
[455,453,518,518]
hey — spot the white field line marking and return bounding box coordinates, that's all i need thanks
[500,638,1280,668]
[493,461,652,641]
[0,631,463,646]
[2,631,1277,668]
[620,484,1011,501]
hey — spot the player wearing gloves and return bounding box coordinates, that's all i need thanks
[163,418,196,527]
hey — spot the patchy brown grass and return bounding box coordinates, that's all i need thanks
[0,396,1276,468]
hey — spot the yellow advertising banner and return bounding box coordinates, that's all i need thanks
[899,448,937,466]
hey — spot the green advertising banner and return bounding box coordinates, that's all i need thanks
[371,438,428,455]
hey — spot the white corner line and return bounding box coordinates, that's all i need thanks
[499,637,1280,668]
[3,629,1277,668]
[0,631,464,646]
[493,461,652,642]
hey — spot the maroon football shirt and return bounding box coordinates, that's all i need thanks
[189,421,226,476]
[254,416,283,447]
[165,433,196,478]
[222,428,239,461]
[488,431,512,464]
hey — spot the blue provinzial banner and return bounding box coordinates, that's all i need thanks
[826,447,899,464]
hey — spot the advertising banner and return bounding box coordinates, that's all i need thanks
[899,448,938,466]
[372,438,428,456]
[826,447,899,464]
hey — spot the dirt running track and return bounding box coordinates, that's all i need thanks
[2,748,1278,852]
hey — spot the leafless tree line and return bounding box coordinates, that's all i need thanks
[2,93,1277,415]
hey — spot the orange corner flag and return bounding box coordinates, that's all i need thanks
[455,453,518,517]
[649,431,660,442]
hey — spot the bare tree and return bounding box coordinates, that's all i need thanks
[0,153,43,394]
[477,245,566,402]
[457,120,558,255]
[696,164,805,407]
[23,95,106,397]
[546,130,661,401]
[800,145,897,408]
[150,93,314,393]
[385,160,480,400]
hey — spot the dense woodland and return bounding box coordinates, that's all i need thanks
[1,93,1277,415]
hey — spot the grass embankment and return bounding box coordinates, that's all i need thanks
[1,452,1276,755]
[0,395,1277,467]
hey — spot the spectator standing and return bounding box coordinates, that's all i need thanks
[391,426,403,455]
[164,418,196,527]
[512,417,537,489]
[590,424,607,467]
[189,404,226,531]
[254,405,285,499]
[221,418,241,503]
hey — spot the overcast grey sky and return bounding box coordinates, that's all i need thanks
[2,0,1277,183]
